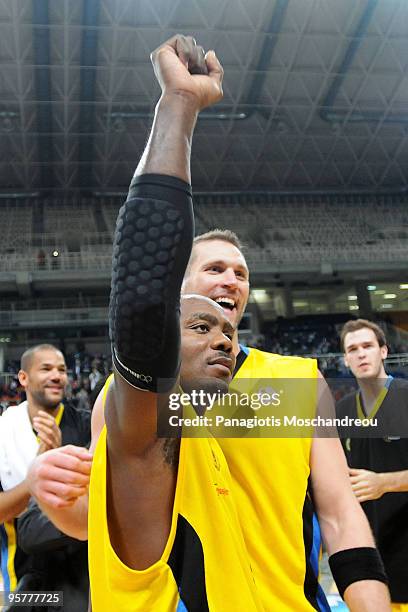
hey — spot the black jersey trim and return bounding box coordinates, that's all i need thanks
[168,514,209,612]
[302,484,324,611]
[233,348,249,377]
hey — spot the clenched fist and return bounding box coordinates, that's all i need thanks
[151,35,224,111]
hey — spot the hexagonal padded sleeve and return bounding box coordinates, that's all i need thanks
[109,174,194,392]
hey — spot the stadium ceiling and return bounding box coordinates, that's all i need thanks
[1,0,408,195]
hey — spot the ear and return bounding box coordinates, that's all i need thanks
[343,354,349,368]
[380,345,388,361]
[18,369,28,389]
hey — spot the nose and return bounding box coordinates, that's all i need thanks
[356,346,367,359]
[221,268,238,287]
[211,330,233,354]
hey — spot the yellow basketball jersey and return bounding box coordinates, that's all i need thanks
[215,348,329,612]
[88,380,264,611]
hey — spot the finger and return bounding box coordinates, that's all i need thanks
[38,433,54,448]
[40,491,80,509]
[37,410,56,419]
[40,465,91,486]
[46,480,88,497]
[35,423,54,436]
[33,414,60,427]
[33,421,60,436]
[351,483,368,494]
[37,431,59,449]
[349,475,364,484]
[43,481,88,502]
[174,35,191,69]
[355,492,371,503]
[189,45,208,75]
[61,445,93,461]
[35,412,58,425]
[205,50,224,87]
[40,450,93,474]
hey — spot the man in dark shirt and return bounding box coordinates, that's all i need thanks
[337,318,408,608]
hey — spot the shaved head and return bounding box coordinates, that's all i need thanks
[20,344,63,372]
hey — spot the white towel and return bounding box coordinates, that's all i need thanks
[0,401,38,490]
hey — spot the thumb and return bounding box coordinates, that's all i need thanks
[205,50,223,91]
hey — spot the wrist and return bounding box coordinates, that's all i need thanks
[157,91,200,121]
[378,472,390,494]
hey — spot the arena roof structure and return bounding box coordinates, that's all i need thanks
[0,0,408,196]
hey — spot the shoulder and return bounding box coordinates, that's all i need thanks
[248,347,317,373]
[61,402,91,444]
[1,400,27,419]
[62,402,91,422]
[390,377,408,391]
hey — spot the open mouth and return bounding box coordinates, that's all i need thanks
[214,296,236,311]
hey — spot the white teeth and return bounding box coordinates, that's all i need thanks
[215,297,235,307]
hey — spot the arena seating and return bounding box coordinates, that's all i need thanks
[1,194,407,271]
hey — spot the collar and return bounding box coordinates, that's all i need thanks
[234,345,250,376]
[356,375,393,421]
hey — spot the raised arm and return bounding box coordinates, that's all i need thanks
[108,35,223,453]
[101,35,223,570]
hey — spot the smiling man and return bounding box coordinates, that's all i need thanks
[181,230,394,612]
[337,319,408,610]
[0,344,90,608]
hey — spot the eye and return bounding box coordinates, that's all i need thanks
[207,265,223,273]
[193,323,210,333]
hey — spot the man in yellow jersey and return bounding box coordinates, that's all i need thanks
[337,319,408,611]
[0,344,90,610]
[87,34,264,611]
[179,229,391,612]
[26,36,391,611]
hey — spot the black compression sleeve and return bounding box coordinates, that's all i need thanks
[329,547,388,598]
[109,173,194,392]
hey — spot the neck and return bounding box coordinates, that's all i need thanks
[358,369,388,403]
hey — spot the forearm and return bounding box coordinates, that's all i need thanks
[323,508,391,610]
[0,481,30,522]
[131,93,199,185]
[320,497,375,555]
[36,494,88,540]
[343,581,390,611]
[379,469,408,493]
